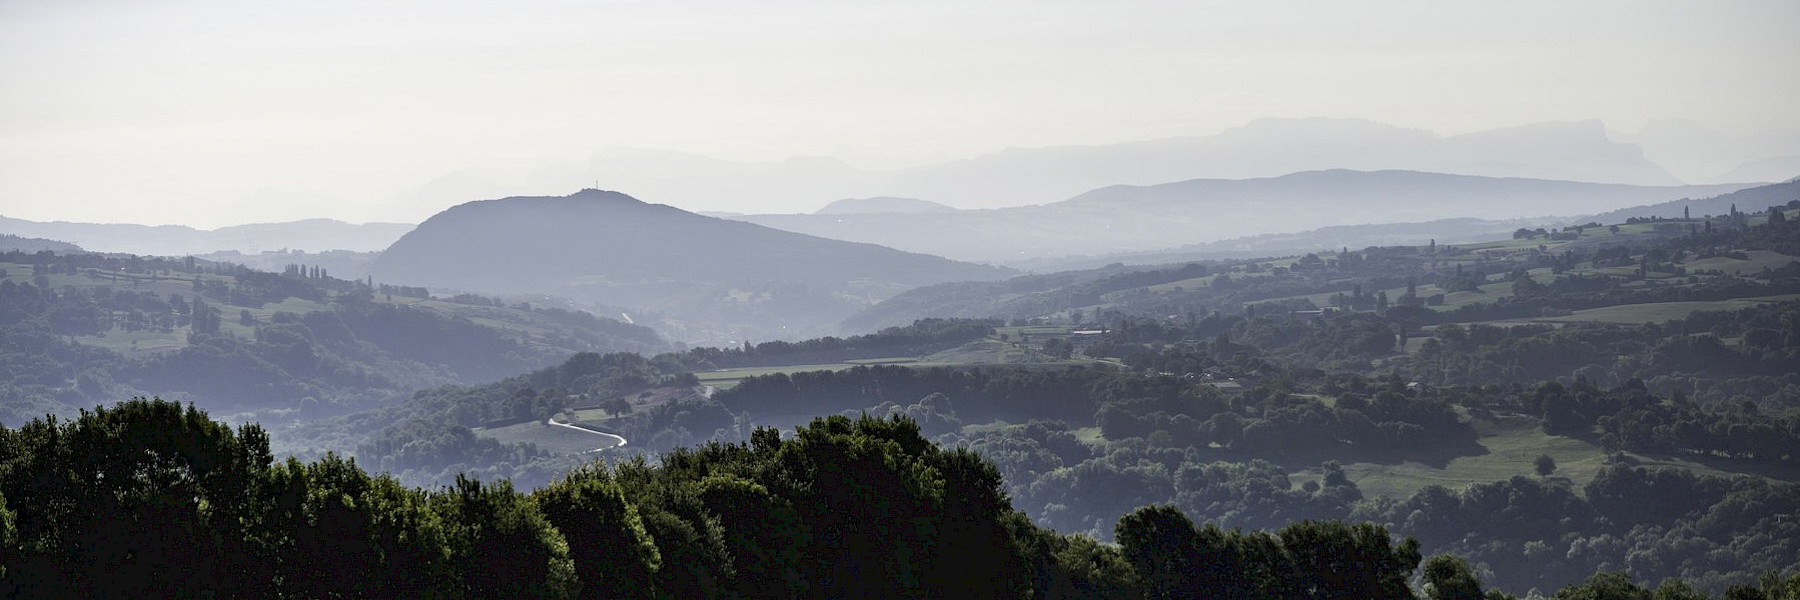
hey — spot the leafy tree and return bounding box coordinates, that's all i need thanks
[610,454,735,600]
[533,464,663,600]
[693,472,807,600]
[776,415,949,599]
[1423,554,1486,600]
[0,489,13,582]
[1652,579,1712,600]
[1115,505,1208,600]
[433,475,579,599]
[1555,572,1651,600]
[927,447,1031,598]
[1279,520,1421,600]
[1535,454,1557,477]
[0,398,272,597]
[255,454,456,599]
[1044,530,1139,600]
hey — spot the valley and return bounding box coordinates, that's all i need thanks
[5,174,1799,598]
[8,4,1800,596]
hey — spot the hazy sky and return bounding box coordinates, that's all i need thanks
[3,0,1797,227]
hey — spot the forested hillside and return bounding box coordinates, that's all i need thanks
[387,203,1800,593]
[324,299,1800,590]
[854,195,1800,330]
[0,250,665,425]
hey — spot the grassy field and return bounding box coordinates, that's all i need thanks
[1684,250,1800,275]
[1331,413,1609,499]
[924,339,1053,364]
[569,407,622,421]
[845,357,920,365]
[694,363,864,389]
[1,263,198,291]
[996,325,1074,338]
[3,263,344,357]
[69,295,329,357]
[1538,295,1800,324]
[1147,274,1223,293]
[471,418,626,450]
[1145,268,1282,294]
[691,339,1105,390]
[1273,244,1791,320]
[1464,294,1800,326]
[473,419,623,454]
[18,259,651,359]
[1324,412,1800,500]
[70,329,193,354]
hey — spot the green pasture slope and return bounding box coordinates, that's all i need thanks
[1,261,326,357]
[1323,411,1800,500]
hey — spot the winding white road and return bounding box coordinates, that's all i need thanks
[546,419,627,452]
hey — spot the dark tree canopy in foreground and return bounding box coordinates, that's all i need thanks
[5,398,1797,599]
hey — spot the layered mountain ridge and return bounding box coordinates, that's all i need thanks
[730,170,1756,264]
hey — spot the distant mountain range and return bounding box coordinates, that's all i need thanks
[367,189,1011,342]
[1617,119,1800,184]
[728,170,1755,265]
[0,216,412,256]
[877,118,1690,208]
[1005,175,1797,272]
[8,168,1774,275]
[1715,156,1800,183]
[386,118,1786,218]
[1004,217,1561,273]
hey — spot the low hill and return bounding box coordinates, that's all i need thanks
[1586,179,1800,225]
[846,201,1800,331]
[815,197,956,215]
[0,216,412,256]
[0,234,82,254]
[368,189,1011,341]
[730,170,1752,264]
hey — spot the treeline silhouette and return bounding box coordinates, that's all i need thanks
[11,398,1798,599]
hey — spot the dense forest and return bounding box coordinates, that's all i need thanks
[9,398,1800,599]
[332,299,1800,590]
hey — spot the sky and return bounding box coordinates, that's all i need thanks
[2,0,1798,227]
